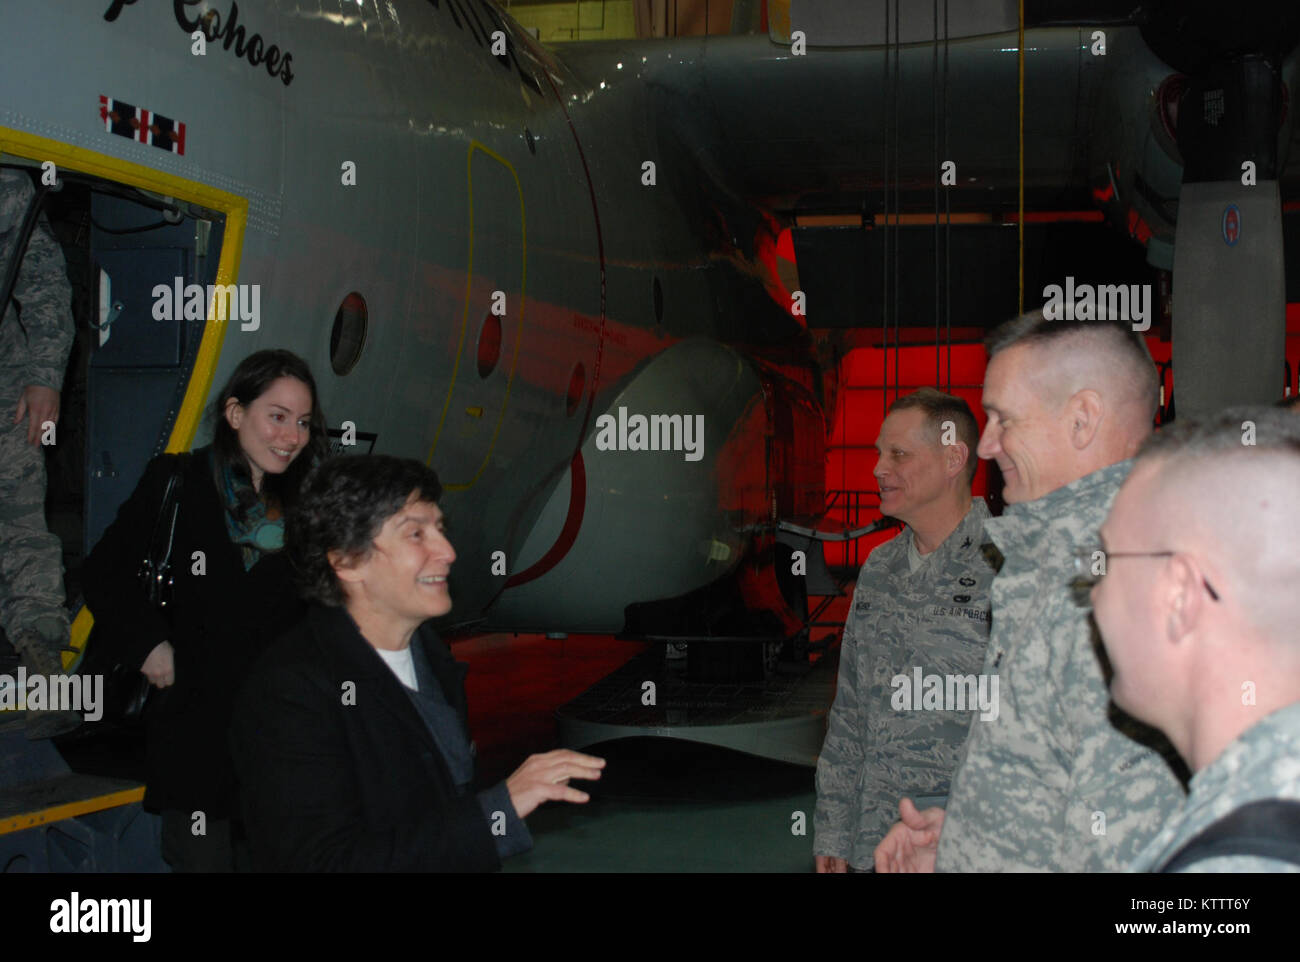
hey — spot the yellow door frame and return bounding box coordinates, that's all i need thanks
[1,127,248,667]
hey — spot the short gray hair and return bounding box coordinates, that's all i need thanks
[985,311,1159,419]
[1138,405,1300,463]
[888,387,980,484]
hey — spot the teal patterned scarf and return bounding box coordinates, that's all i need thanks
[217,453,285,571]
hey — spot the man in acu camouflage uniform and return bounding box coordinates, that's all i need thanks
[814,388,997,872]
[876,314,1185,872]
[1091,406,1300,872]
[0,167,80,738]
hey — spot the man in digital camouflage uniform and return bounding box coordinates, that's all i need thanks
[0,167,80,738]
[814,387,997,872]
[1092,406,1300,872]
[875,314,1185,872]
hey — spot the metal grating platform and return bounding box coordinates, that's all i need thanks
[556,647,838,767]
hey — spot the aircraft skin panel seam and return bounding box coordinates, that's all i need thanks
[536,70,607,445]
[0,108,281,236]
[486,68,609,595]
[433,140,528,492]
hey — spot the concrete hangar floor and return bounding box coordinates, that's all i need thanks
[458,622,843,873]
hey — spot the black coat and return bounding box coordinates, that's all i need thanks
[229,604,501,872]
[81,447,305,817]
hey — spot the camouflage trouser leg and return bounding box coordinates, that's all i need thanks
[0,378,69,653]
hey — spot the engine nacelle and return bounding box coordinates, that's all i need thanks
[485,338,823,636]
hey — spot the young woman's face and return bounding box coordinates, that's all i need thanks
[223,376,314,490]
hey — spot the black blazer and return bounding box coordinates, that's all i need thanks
[229,604,501,872]
[81,447,305,817]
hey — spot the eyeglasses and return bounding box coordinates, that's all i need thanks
[1071,545,1220,601]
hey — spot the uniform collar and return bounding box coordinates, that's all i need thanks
[985,459,1132,556]
[908,497,992,564]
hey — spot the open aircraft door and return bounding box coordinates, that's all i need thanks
[0,129,246,665]
[85,193,224,552]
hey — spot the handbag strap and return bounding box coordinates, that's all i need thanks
[142,453,190,600]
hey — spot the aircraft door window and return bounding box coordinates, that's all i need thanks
[329,291,368,376]
[476,310,502,379]
[566,361,584,417]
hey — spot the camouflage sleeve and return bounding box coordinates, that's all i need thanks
[813,588,865,860]
[13,206,74,391]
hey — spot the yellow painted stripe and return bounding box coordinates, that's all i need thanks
[0,127,248,649]
[0,785,145,836]
[428,140,527,490]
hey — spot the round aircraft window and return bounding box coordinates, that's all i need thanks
[477,311,502,379]
[330,292,368,376]
[566,362,585,416]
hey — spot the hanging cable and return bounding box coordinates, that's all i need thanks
[1018,0,1025,314]
[881,0,890,423]
[944,0,952,392]
[892,0,901,405]
[933,0,940,388]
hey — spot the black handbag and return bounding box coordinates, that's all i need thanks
[80,453,189,724]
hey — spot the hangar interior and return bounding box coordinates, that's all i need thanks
[3,0,1300,872]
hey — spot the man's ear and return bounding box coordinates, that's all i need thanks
[1165,554,1207,645]
[1068,389,1103,450]
[945,440,970,481]
[223,396,243,431]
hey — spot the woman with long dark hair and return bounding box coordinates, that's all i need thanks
[83,348,328,871]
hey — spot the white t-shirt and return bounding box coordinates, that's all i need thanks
[375,645,418,691]
[906,533,932,574]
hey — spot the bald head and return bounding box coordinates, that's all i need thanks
[1093,406,1300,768]
[1134,408,1300,643]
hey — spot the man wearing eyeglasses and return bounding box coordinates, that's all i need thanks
[1091,407,1300,872]
[875,312,1185,872]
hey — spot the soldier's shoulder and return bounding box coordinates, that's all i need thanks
[1176,854,1300,873]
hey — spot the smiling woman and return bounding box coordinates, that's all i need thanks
[230,454,605,871]
[80,349,329,872]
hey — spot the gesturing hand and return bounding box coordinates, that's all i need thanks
[506,749,605,819]
[874,798,945,873]
[141,640,175,688]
